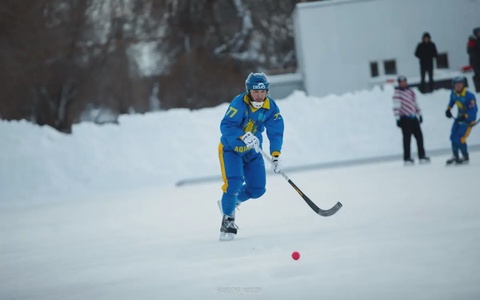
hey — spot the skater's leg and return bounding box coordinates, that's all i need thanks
[219,145,244,216]
[412,119,426,158]
[237,152,266,203]
[401,118,413,160]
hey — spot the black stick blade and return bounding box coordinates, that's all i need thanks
[315,201,343,217]
[288,178,343,217]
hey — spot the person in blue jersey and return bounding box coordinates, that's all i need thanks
[392,75,429,165]
[445,76,478,165]
[217,72,284,241]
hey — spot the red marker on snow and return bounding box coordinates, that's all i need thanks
[291,251,300,260]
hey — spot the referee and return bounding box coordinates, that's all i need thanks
[393,76,430,165]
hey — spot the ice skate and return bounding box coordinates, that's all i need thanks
[219,215,238,241]
[419,156,431,164]
[446,156,464,165]
[404,158,414,166]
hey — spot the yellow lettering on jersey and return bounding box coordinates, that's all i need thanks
[234,146,249,153]
[226,107,238,118]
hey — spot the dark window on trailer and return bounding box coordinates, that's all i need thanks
[436,53,449,69]
[383,59,397,75]
[370,62,379,77]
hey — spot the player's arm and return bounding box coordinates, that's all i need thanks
[220,97,247,147]
[265,103,284,156]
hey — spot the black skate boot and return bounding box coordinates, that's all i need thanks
[219,215,238,241]
[446,156,463,165]
[404,158,414,166]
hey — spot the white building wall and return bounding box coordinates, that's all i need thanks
[293,0,480,97]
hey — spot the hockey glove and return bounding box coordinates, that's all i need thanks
[241,132,260,153]
[271,155,282,174]
[445,109,452,118]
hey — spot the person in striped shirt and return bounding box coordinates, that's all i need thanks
[393,75,430,165]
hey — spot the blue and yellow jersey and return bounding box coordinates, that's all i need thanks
[447,88,478,123]
[220,92,284,156]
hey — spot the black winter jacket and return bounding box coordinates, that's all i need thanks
[415,41,438,68]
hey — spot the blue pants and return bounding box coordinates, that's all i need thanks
[218,143,266,216]
[450,121,472,157]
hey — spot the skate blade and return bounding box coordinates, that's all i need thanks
[446,160,467,166]
[219,232,235,241]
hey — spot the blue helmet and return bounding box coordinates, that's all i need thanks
[245,72,270,93]
[452,76,466,86]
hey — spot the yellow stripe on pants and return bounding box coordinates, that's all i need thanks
[218,143,228,193]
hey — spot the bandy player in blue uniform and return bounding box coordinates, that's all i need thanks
[445,76,478,165]
[218,72,284,241]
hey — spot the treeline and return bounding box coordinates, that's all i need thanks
[0,0,317,132]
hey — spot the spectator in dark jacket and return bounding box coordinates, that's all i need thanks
[469,27,480,92]
[467,35,477,67]
[415,32,438,93]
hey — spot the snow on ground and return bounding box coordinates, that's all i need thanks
[1,85,479,201]
[1,86,480,299]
